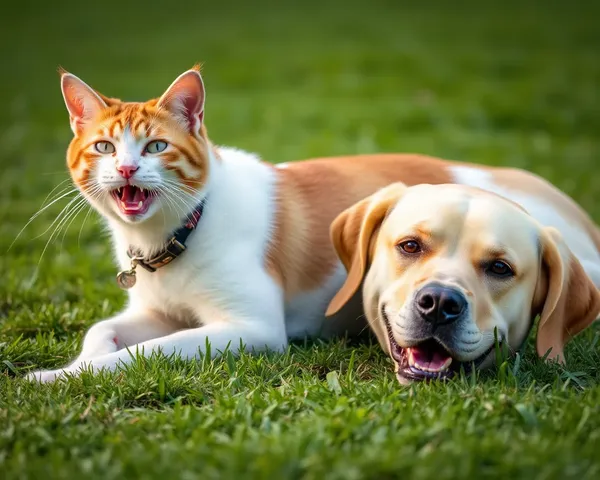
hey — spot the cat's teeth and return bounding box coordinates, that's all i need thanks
[138,201,143,208]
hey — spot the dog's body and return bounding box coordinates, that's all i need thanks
[326,181,600,383]
[27,69,600,382]
[276,153,600,293]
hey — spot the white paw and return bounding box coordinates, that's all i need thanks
[79,329,119,360]
[25,369,69,383]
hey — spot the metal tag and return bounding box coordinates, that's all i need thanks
[116,269,137,289]
[116,257,141,290]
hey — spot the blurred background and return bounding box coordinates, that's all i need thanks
[0,0,598,336]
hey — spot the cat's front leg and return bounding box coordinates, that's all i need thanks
[76,308,177,359]
[56,315,288,378]
[26,309,177,382]
[40,277,288,378]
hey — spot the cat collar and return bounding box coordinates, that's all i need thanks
[116,200,206,289]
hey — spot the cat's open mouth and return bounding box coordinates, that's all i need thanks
[111,185,154,216]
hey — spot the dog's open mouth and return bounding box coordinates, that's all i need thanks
[111,186,154,216]
[383,312,495,383]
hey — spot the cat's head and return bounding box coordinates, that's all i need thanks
[60,67,211,228]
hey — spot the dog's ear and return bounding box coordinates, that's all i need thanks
[533,227,600,362]
[326,183,407,316]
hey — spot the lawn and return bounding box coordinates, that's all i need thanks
[1,0,600,478]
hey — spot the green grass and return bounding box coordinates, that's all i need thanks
[2,0,600,478]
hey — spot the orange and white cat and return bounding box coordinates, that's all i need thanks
[27,67,600,382]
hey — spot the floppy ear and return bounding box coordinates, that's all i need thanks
[326,183,408,316]
[533,227,600,362]
[60,72,107,135]
[158,66,205,134]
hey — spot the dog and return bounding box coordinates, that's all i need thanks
[25,67,600,382]
[326,182,600,383]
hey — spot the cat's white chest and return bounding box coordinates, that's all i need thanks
[125,237,234,325]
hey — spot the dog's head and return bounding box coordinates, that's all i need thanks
[326,183,600,384]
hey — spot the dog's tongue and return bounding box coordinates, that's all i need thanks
[407,344,452,372]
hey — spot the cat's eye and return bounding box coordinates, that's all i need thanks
[145,140,168,154]
[94,141,115,154]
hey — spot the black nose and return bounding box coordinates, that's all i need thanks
[415,284,467,325]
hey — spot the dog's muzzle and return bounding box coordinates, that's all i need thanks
[383,284,496,383]
[414,283,468,328]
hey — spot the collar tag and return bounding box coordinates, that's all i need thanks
[117,200,206,289]
[116,256,142,289]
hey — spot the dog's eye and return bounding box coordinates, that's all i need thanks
[397,240,421,254]
[486,260,514,278]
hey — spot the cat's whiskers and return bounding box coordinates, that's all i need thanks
[9,187,81,251]
[159,197,168,233]
[162,179,202,202]
[50,190,96,243]
[10,175,104,252]
[36,194,88,265]
[162,182,198,204]
[77,205,96,248]
[39,178,72,207]
[41,186,76,208]
[34,182,103,259]
[77,185,103,247]
[159,183,199,218]
[155,186,180,218]
[156,186,193,220]
[161,178,198,195]
[57,198,92,251]
[60,184,104,249]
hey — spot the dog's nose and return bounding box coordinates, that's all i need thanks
[415,284,467,325]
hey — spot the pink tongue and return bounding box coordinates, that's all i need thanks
[410,346,451,371]
[121,186,145,205]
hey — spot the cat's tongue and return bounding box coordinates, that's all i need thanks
[118,186,150,215]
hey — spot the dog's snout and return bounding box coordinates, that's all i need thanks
[415,284,467,325]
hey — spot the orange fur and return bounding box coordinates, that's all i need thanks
[63,73,214,194]
[266,154,600,305]
[266,155,452,298]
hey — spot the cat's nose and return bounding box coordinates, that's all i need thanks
[117,165,139,179]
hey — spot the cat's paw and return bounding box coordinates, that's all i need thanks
[80,328,119,359]
[25,369,68,383]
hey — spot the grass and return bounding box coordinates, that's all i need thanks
[1,0,600,478]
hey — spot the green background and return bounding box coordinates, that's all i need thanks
[1,1,599,478]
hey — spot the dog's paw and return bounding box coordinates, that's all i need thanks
[25,369,68,383]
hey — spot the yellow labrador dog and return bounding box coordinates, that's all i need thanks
[326,183,600,384]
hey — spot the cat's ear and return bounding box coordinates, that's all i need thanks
[158,66,205,134]
[60,71,107,135]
